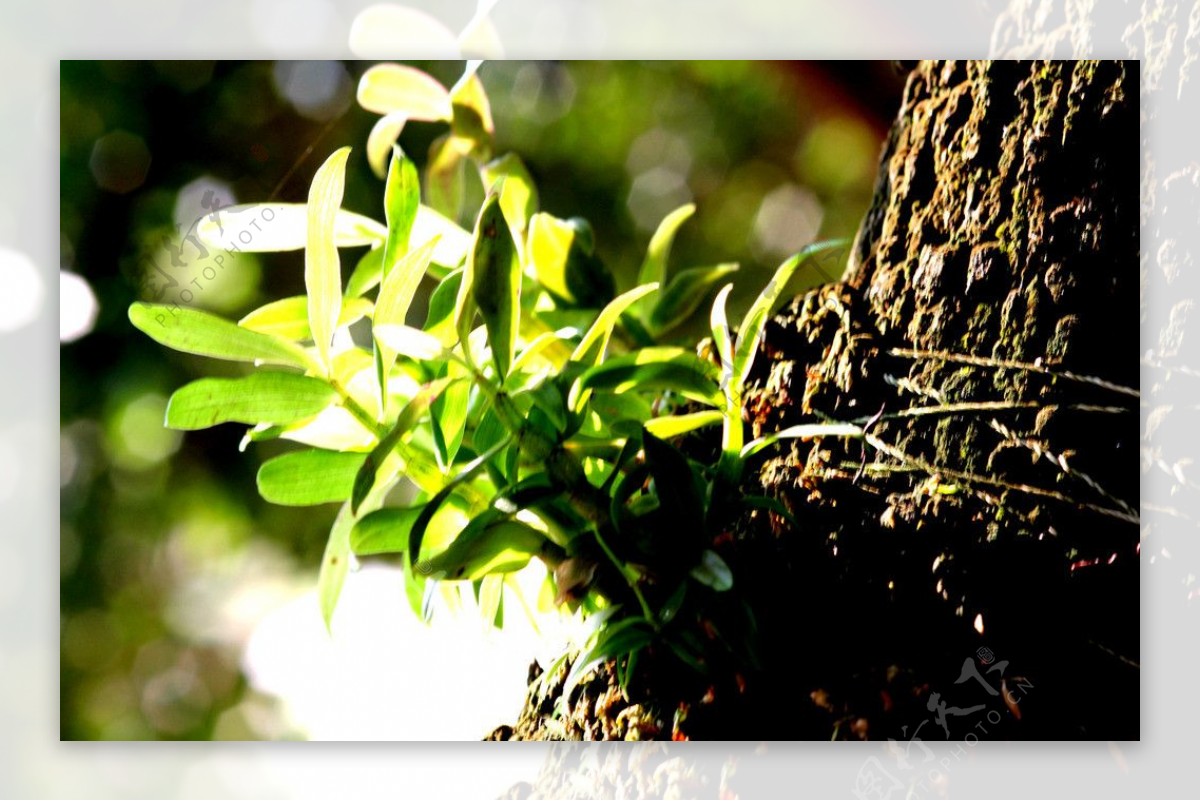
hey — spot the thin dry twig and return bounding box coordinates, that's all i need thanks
[891,347,1139,399]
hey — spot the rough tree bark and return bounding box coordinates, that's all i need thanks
[494,59,1138,767]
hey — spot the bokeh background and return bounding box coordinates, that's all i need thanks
[59,59,902,740]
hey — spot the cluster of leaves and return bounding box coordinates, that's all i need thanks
[129,62,853,695]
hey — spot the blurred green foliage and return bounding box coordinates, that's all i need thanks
[60,60,893,740]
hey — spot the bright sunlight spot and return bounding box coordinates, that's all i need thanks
[59,271,98,342]
[244,562,571,740]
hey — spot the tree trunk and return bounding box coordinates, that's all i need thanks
[495,59,1138,764]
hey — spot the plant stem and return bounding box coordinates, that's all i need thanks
[331,379,389,440]
[591,525,657,628]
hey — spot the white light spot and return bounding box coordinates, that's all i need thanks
[0,248,43,333]
[752,183,825,259]
[174,176,236,235]
[627,167,692,232]
[626,128,693,177]
[272,61,353,121]
[973,613,985,635]
[244,563,568,741]
[59,271,99,342]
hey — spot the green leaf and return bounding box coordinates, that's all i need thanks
[257,448,367,506]
[239,296,372,341]
[420,519,549,581]
[351,506,422,556]
[426,134,469,221]
[583,392,654,435]
[424,267,465,347]
[306,146,351,374]
[382,147,421,280]
[635,202,695,318]
[709,282,740,471]
[525,379,568,433]
[740,422,863,460]
[350,377,454,513]
[481,153,538,238]
[571,283,659,367]
[563,617,655,700]
[659,582,688,625]
[345,247,384,299]
[733,240,847,390]
[431,360,470,469]
[194,203,385,252]
[373,237,441,406]
[709,283,735,392]
[165,373,335,430]
[472,403,509,456]
[356,63,453,119]
[643,409,724,439]
[690,549,733,591]
[317,501,355,631]
[579,347,723,407]
[468,191,521,378]
[408,437,510,567]
[648,263,739,336]
[129,303,312,369]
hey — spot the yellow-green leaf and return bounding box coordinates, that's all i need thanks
[382,147,421,280]
[317,501,355,631]
[422,519,549,581]
[350,377,455,513]
[648,263,739,336]
[527,212,575,300]
[345,247,385,299]
[366,112,409,178]
[166,373,335,430]
[710,283,735,393]
[357,63,453,119]
[741,422,863,460]
[481,153,538,239]
[449,72,495,159]
[194,203,385,252]
[129,302,312,369]
[378,237,439,330]
[634,202,695,317]
[468,192,521,377]
[351,506,423,556]
[307,147,351,375]
[571,283,659,366]
[257,448,368,506]
[643,410,724,439]
[579,347,723,407]
[734,240,847,390]
[239,296,373,341]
